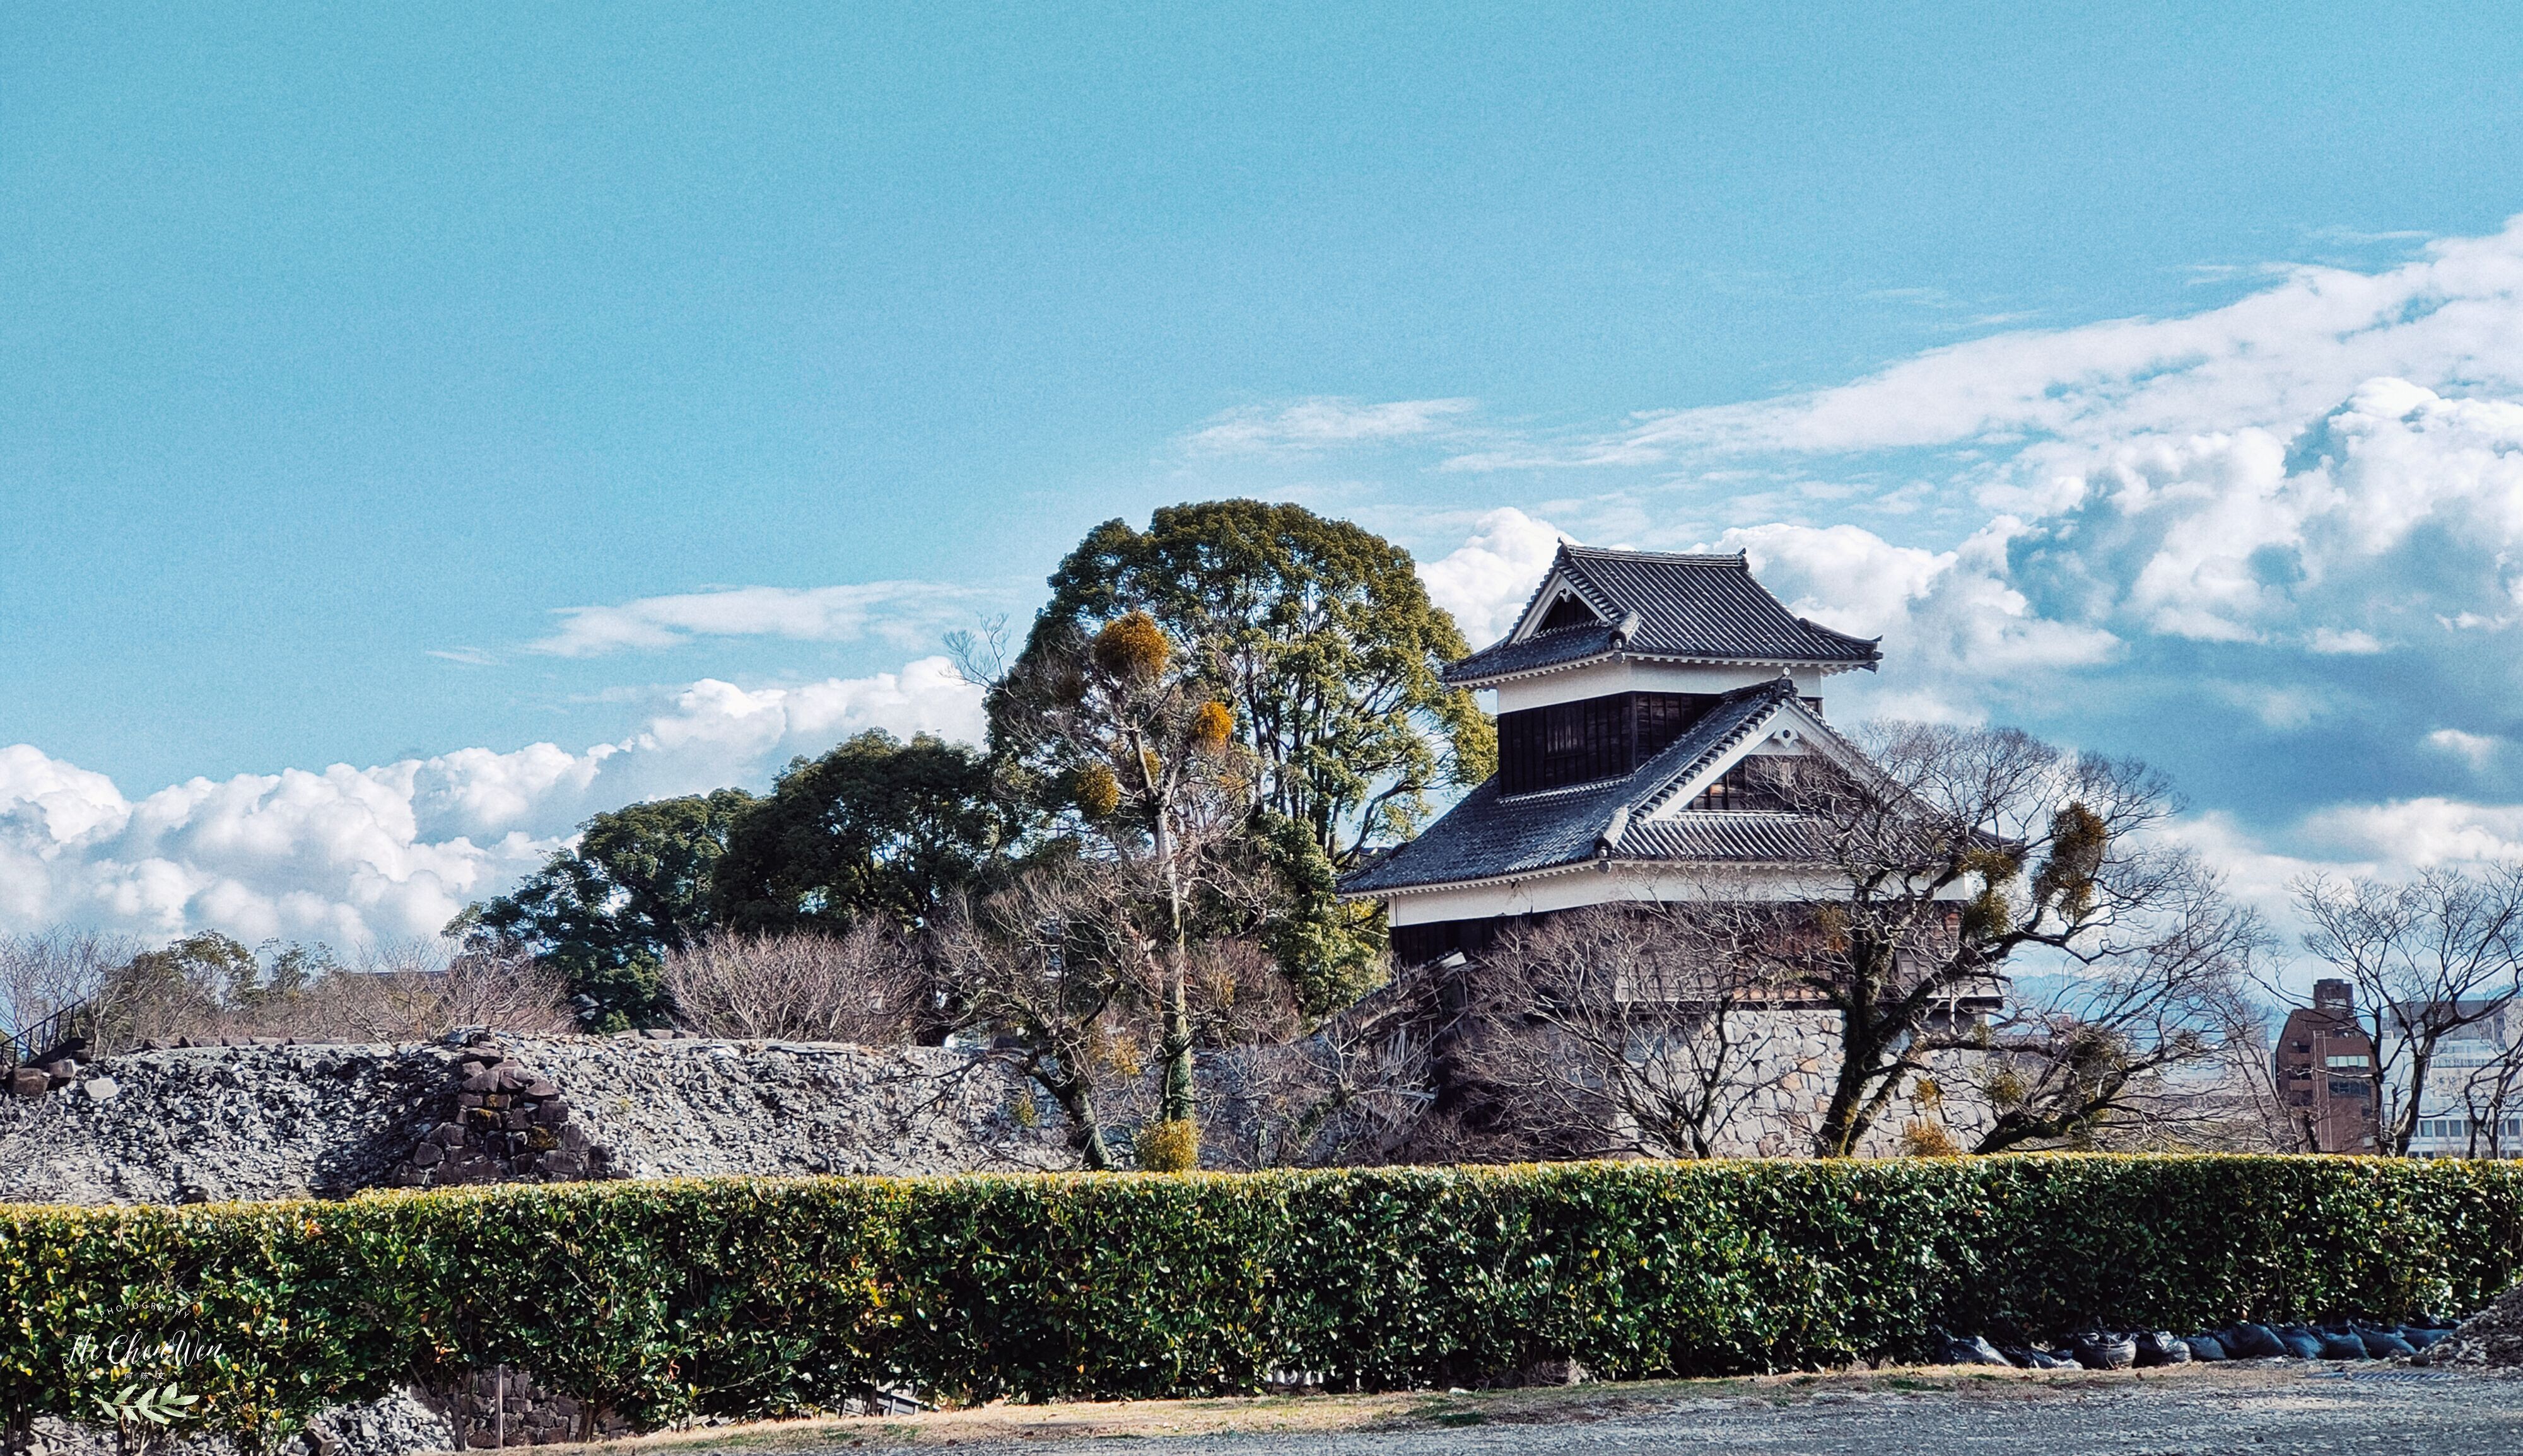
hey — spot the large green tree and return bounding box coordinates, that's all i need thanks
[455,789,754,1030]
[998,501,1494,1016]
[1019,500,1493,863]
[709,730,1009,935]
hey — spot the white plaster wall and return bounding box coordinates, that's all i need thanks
[1492,660,1832,712]
[1385,864,1843,925]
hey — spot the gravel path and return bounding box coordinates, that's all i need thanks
[1255,1372,2523,1456]
[745,1366,2523,1456]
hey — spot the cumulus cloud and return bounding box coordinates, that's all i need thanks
[2167,796,2523,953]
[1395,214,2523,915]
[2295,796,2523,870]
[1185,397,1478,455]
[0,659,983,946]
[1417,506,1572,646]
[529,582,969,657]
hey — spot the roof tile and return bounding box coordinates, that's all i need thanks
[1340,678,1805,894]
[1446,545,1878,685]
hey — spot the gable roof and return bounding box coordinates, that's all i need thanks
[1340,677,1842,897]
[1444,545,1881,687]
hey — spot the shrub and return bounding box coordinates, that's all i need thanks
[3,1156,2518,1440]
[1134,1118,1200,1172]
[662,927,923,1044]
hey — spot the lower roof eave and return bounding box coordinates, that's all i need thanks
[1336,857,1597,902]
[1338,853,1824,902]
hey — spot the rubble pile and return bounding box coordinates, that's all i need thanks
[2420,1282,2523,1367]
[0,1034,1070,1205]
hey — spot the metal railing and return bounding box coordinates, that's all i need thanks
[2,998,90,1071]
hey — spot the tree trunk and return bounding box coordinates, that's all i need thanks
[1815,941,1900,1156]
[1154,810,1197,1126]
[1036,1063,1113,1170]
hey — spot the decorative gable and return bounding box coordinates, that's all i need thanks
[1535,593,1603,633]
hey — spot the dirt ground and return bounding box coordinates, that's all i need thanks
[539,1361,2523,1455]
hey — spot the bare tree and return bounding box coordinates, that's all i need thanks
[81,932,239,1051]
[662,925,925,1044]
[1199,958,1444,1168]
[2169,996,2319,1154]
[986,611,1254,1144]
[1957,867,2267,1153]
[6,930,574,1052]
[309,938,575,1042]
[2292,864,2523,1156]
[1,929,135,1056]
[1451,906,1804,1159]
[1699,723,2263,1156]
[929,861,1153,1170]
[2447,1012,2523,1158]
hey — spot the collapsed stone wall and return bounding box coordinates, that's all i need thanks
[0,1034,1073,1206]
[0,1011,1996,1208]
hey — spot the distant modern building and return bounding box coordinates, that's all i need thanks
[2273,979,2380,1153]
[2397,1000,2523,1158]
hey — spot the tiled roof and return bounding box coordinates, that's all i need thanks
[1614,812,1824,863]
[1445,545,1880,686]
[1340,678,1814,895]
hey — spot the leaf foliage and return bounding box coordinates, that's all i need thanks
[4,1156,2517,1434]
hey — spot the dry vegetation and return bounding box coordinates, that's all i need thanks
[2,930,573,1054]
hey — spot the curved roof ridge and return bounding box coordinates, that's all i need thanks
[1563,544,1749,566]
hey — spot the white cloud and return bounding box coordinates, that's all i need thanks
[1186,397,1478,454]
[530,582,969,657]
[1705,518,2118,719]
[1417,507,1572,646]
[2425,729,2502,769]
[1395,215,2523,919]
[1591,216,2523,465]
[2295,797,2523,870]
[2151,798,2523,961]
[0,659,983,946]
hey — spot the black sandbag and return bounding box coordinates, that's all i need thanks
[2071,1332,2137,1370]
[2358,1326,2417,1358]
[2133,1331,2191,1366]
[2224,1323,2286,1359]
[2317,1329,2368,1360]
[2185,1333,2228,1361]
[2402,1326,2453,1350]
[1936,1334,2010,1366]
[2001,1346,2062,1369]
[2276,1326,2326,1360]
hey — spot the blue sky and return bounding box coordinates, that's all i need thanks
[8,4,2523,945]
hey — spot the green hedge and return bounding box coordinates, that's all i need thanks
[6,1156,2520,1437]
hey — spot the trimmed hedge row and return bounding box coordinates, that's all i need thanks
[5,1156,2521,1436]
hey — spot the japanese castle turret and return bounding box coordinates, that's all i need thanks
[1341,544,1884,965]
